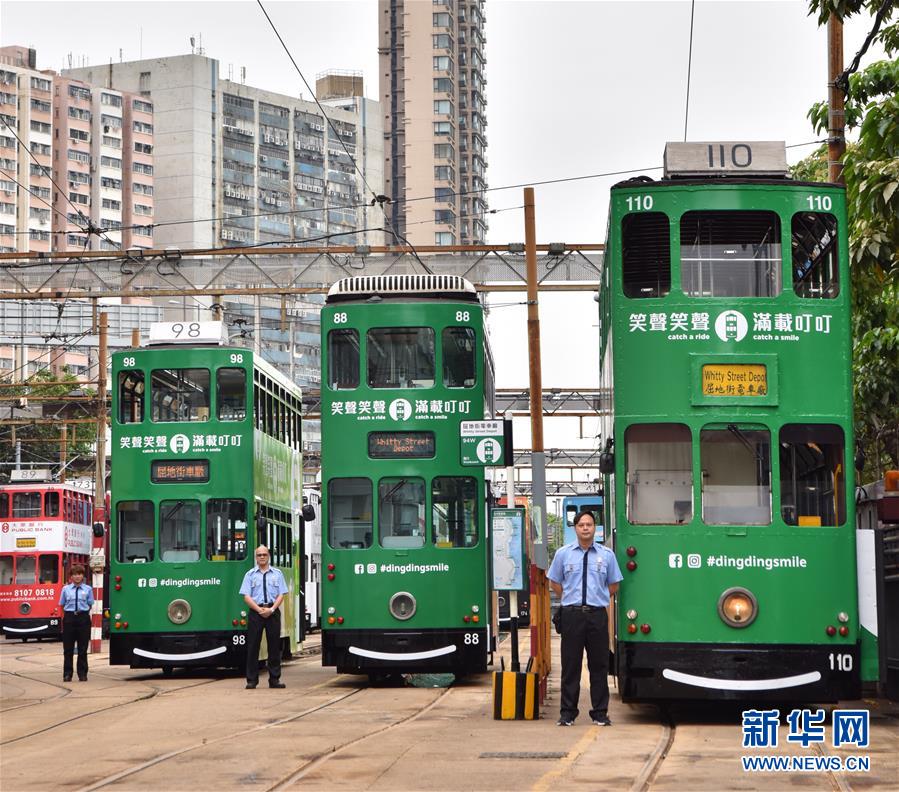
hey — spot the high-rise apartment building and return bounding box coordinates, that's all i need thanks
[65,54,384,250]
[0,45,155,255]
[379,0,489,246]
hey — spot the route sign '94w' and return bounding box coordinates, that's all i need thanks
[460,420,505,466]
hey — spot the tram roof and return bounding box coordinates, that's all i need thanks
[326,275,479,304]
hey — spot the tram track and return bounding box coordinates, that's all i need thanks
[629,715,676,792]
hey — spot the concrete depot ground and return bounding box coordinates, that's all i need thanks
[1,629,897,792]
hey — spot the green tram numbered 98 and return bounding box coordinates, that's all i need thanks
[109,322,309,671]
[321,276,496,678]
[601,142,870,702]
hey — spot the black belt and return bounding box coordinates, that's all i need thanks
[259,603,274,608]
[562,605,604,612]
[65,610,89,615]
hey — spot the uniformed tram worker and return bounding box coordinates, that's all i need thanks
[548,510,623,726]
[58,563,94,682]
[239,545,287,689]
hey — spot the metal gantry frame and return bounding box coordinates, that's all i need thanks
[1,244,605,494]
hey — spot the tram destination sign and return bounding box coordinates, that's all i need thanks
[663,141,788,178]
[460,420,505,466]
[151,460,210,483]
[701,364,768,397]
[368,431,435,459]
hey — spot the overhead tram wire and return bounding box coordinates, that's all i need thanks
[684,0,696,142]
[0,116,95,236]
[255,0,382,211]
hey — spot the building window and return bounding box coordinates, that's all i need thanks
[434,143,453,159]
[434,165,454,181]
[433,100,452,115]
[433,56,452,71]
[433,121,452,135]
[133,99,153,113]
[432,34,453,50]
[433,12,452,26]
[435,232,455,245]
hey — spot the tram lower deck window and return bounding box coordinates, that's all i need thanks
[0,555,12,585]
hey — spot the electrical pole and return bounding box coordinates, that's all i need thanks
[90,312,108,654]
[828,14,846,184]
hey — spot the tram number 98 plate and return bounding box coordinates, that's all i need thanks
[232,634,246,645]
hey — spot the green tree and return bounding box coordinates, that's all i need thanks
[0,369,97,482]
[796,1,899,481]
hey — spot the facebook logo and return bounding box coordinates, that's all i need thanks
[137,578,147,588]
[354,564,364,574]
[669,553,683,568]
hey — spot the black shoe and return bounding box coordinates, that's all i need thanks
[78,676,87,682]
[245,682,257,689]
[268,681,286,689]
[63,675,72,682]
[556,718,574,726]
[592,716,612,726]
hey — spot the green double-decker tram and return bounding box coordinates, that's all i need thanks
[110,322,305,671]
[601,142,867,702]
[320,275,495,678]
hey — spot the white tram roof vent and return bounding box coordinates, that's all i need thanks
[663,141,789,180]
[326,275,479,303]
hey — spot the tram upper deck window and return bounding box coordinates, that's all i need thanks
[442,327,476,387]
[432,476,478,547]
[0,555,11,585]
[12,492,41,518]
[38,554,58,583]
[151,368,210,422]
[45,491,59,517]
[681,211,782,297]
[379,478,426,549]
[701,426,771,525]
[622,212,671,298]
[206,498,248,560]
[625,424,693,525]
[117,500,154,563]
[328,329,359,389]
[779,424,845,526]
[328,478,373,549]
[217,367,246,421]
[367,327,435,389]
[118,370,145,423]
[160,500,201,562]
[792,212,839,298]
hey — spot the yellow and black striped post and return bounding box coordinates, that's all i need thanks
[492,670,539,720]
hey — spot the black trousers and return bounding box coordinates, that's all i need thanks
[559,606,610,722]
[246,608,282,684]
[62,611,91,679]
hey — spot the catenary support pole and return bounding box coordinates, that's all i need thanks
[828,14,846,184]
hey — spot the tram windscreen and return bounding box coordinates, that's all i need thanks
[681,211,781,297]
[159,500,201,562]
[701,426,771,525]
[367,328,435,389]
[625,424,693,525]
[779,424,845,526]
[206,499,248,560]
[432,477,478,548]
[38,554,59,583]
[0,555,11,585]
[379,478,426,548]
[118,500,154,563]
[328,478,373,549]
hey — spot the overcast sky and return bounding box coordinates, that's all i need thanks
[1,1,885,474]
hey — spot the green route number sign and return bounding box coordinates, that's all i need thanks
[460,420,505,466]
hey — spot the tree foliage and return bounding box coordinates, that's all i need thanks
[0,369,97,483]
[796,0,899,481]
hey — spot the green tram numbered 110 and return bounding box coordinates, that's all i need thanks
[600,141,872,702]
[320,275,496,678]
[109,322,312,671]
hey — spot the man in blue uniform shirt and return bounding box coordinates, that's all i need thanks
[239,545,288,689]
[58,563,94,682]
[548,510,623,726]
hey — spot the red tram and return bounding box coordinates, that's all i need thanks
[0,475,93,640]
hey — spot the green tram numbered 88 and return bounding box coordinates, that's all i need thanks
[321,275,495,678]
[601,142,869,702]
[110,322,308,671]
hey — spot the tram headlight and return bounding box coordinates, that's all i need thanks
[717,587,758,628]
[389,592,417,621]
[19,602,31,615]
[167,599,192,625]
